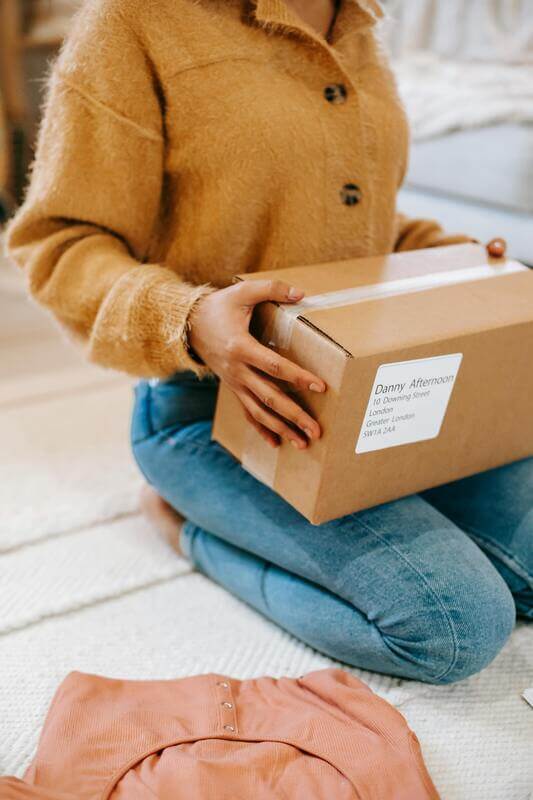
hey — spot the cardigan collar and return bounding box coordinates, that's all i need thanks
[249,0,383,50]
[252,0,383,30]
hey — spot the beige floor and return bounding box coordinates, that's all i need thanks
[0,248,98,382]
[0,241,132,411]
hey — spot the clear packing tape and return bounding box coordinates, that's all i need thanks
[271,260,528,349]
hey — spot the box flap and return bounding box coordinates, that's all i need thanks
[237,243,489,294]
[302,269,533,357]
[237,244,532,357]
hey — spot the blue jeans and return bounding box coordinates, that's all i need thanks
[131,372,533,684]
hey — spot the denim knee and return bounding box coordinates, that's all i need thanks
[422,572,516,685]
[370,559,516,685]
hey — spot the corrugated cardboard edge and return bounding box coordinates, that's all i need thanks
[233,274,353,356]
[212,300,350,520]
[264,312,350,520]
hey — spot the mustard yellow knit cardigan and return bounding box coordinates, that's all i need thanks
[4,0,470,378]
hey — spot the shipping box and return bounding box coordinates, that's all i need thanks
[212,244,533,524]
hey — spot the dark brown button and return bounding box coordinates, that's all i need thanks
[340,183,362,206]
[324,83,347,104]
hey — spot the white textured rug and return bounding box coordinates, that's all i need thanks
[383,0,533,65]
[0,314,532,798]
[393,54,533,140]
[0,378,141,552]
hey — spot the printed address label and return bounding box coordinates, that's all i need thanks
[355,353,463,454]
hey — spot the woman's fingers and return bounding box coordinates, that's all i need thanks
[242,408,280,449]
[241,336,326,393]
[242,367,321,440]
[234,278,304,307]
[224,281,326,446]
[237,389,309,449]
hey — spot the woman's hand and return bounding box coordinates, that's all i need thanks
[189,280,326,449]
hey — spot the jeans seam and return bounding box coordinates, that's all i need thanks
[131,386,156,446]
[353,516,459,682]
[167,430,215,450]
[147,386,154,438]
[458,523,533,587]
[133,424,221,455]
[258,562,272,614]
[130,438,158,488]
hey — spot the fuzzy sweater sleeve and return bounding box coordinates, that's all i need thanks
[393,212,475,252]
[3,1,214,379]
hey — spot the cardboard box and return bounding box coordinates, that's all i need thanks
[212,244,533,524]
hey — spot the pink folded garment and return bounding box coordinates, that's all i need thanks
[0,667,439,799]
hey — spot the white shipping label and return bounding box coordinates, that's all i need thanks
[355,354,463,454]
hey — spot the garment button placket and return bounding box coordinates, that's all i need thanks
[340,183,362,206]
[324,83,347,104]
[216,677,237,734]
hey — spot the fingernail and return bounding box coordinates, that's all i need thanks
[290,439,302,449]
[488,237,506,257]
[288,287,304,301]
[303,427,316,439]
[309,382,325,393]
